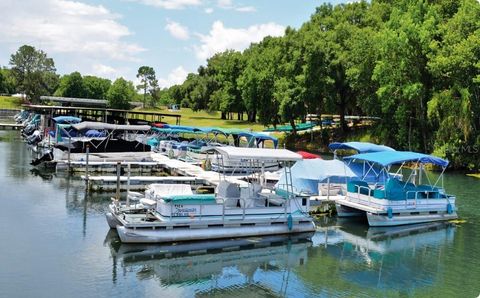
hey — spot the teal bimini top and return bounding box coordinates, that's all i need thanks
[344,151,449,168]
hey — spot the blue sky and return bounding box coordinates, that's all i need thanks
[0,0,351,87]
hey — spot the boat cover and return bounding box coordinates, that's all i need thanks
[275,159,357,195]
[344,151,449,167]
[72,121,151,131]
[297,151,321,159]
[52,116,82,124]
[212,147,302,161]
[328,142,395,153]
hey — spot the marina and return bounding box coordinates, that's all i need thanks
[0,131,479,297]
[2,1,479,296]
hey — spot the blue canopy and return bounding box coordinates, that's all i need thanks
[329,142,395,153]
[52,116,82,124]
[344,151,449,167]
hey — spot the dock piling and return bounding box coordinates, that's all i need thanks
[67,137,71,174]
[115,162,121,201]
[85,145,90,190]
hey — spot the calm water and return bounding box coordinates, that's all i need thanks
[0,131,479,298]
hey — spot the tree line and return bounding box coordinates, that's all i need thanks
[161,0,480,169]
[0,45,161,110]
[0,0,479,169]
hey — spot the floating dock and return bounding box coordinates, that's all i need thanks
[83,175,211,192]
[0,123,22,130]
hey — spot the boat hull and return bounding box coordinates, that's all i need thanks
[116,221,316,243]
[106,212,122,229]
[367,211,458,227]
[335,203,366,217]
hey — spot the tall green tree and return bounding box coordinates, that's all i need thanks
[54,71,86,98]
[106,78,135,110]
[9,45,57,103]
[427,0,480,168]
[0,68,16,94]
[136,66,156,107]
[83,76,111,99]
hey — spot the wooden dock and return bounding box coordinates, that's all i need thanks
[82,175,211,192]
[0,123,22,130]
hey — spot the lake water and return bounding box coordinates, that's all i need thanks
[0,131,479,298]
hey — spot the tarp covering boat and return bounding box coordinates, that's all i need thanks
[344,151,449,167]
[211,147,302,161]
[71,121,151,131]
[297,151,321,159]
[329,142,395,153]
[275,159,357,194]
[264,122,315,132]
[52,116,82,124]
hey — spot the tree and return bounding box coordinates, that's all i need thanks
[106,78,135,110]
[54,71,86,98]
[136,66,156,107]
[0,68,16,94]
[9,45,57,102]
[83,76,111,99]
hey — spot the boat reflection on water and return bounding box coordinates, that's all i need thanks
[104,221,456,296]
[313,220,456,292]
[105,231,315,296]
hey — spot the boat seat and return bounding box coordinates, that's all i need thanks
[162,194,217,205]
[347,180,371,195]
[139,198,156,209]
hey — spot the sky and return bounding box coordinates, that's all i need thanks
[0,0,351,88]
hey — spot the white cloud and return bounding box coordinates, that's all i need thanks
[130,0,201,9]
[0,0,145,62]
[158,66,189,88]
[216,0,255,13]
[204,7,214,14]
[165,20,190,40]
[91,63,117,77]
[194,21,285,61]
[217,0,232,9]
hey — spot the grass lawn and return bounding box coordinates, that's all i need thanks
[0,96,22,109]
[140,107,268,131]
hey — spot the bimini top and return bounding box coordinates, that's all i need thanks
[71,121,151,131]
[52,116,82,124]
[236,131,278,148]
[329,142,395,153]
[212,146,302,161]
[344,151,449,167]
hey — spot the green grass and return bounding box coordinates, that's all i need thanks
[139,107,268,131]
[467,173,480,178]
[0,96,22,109]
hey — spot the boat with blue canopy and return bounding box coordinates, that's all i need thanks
[335,151,457,226]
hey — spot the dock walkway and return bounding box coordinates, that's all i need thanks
[0,123,22,130]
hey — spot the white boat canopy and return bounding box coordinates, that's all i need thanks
[72,121,151,131]
[211,147,302,161]
[276,159,358,195]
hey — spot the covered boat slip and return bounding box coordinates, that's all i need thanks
[152,125,277,143]
[337,151,457,226]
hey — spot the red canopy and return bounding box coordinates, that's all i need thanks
[296,151,322,159]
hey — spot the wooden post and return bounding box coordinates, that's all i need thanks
[85,145,90,189]
[115,162,121,201]
[126,164,131,206]
[67,137,72,173]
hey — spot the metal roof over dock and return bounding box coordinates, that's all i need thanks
[23,104,181,125]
